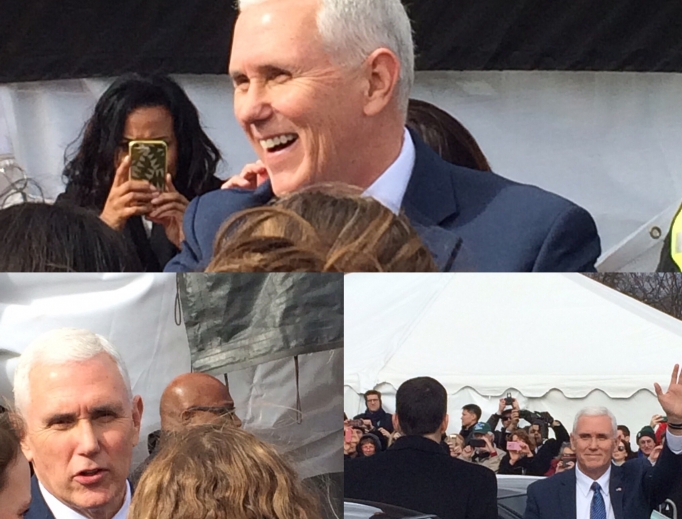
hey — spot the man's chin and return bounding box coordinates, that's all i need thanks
[269,172,307,197]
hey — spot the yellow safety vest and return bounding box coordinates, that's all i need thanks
[671,205,682,270]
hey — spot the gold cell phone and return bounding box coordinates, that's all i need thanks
[129,140,167,191]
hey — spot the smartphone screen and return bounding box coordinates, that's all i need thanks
[129,140,167,191]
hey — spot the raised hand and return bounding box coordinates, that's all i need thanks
[654,364,682,427]
[100,155,155,230]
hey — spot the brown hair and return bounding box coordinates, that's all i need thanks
[128,422,320,519]
[0,411,24,491]
[511,429,536,451]
[206,186,438,273]
[407,98,491,171]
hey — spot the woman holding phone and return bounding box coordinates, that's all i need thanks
[59,73,223,271]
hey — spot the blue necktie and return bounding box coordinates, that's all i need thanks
[591,482,606,519]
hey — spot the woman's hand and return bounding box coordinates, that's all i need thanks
[221,161,269,190]
[147,174,189,248]
[100,156,156,230]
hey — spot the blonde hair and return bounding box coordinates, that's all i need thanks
[207,186,438,273]
[128,423,320,519]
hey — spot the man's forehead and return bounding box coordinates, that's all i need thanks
[575,415,613,433]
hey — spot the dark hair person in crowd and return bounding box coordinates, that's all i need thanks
[206,186,440,273]
[59,73,223,271]
[406,99,491,171]
[0,202,141,272]
[128,422,320,519]
[0,412,31,519]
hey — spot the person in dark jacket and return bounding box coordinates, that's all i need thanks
[345,376,497,519]
[353,390,394,450]
[59,73,223,271]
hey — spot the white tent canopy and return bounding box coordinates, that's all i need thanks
[344,273,682,442]
[0,273,342,478]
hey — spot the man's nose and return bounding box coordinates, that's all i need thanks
[75,421,101,456]
[234,82,274,127]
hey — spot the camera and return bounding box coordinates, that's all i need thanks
[504,392,514,406]
[518,410,553,425]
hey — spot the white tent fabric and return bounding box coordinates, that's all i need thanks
[3,71,682,269]
[344,273,682,442]
[0,273,342,478]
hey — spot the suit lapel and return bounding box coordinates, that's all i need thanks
[26,476,55,519]
[558,470,577,519]
[401,130,460,226]
[610,465,624,519]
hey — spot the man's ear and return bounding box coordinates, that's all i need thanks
[362,47,401,117]
[570,433,577,451]
[131,395,144,446]
[392,412,400,433]
[20,436,34,464]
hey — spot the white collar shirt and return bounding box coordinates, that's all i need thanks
[363,128,416,215]
[39,480,131,519]
[575,464,615,519]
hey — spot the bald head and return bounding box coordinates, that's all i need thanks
[160,373,241,431]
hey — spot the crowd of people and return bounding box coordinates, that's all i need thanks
[0,328,326,519]
[0,0,615,273]
[344,368,682,519]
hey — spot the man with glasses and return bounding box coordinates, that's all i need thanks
[524,363,682,519]
[130,372,241,485]
[354,390,394,451]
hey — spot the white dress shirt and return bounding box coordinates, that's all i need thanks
[363,128,416,215]
[575,464,615,519]
[39,480,131,519]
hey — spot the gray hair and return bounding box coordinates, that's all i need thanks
[572,407,618,438]
[13,328,133,415]
[237,0,415,116]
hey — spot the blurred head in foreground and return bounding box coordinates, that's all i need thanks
[128,422,320,519]
[207,185,438,272]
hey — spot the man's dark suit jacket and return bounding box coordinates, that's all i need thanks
[523,443,682,519]
[26,476,133,519]
[165,132,601,272]
[344,435,497,519]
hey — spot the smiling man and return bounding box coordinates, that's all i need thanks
[524,364,682,519]
[14,328,143,519]
[165,0,601,273]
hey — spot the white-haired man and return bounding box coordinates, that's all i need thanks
[15,328,143,519]
[524,364,682,519]
[165,0,600,273]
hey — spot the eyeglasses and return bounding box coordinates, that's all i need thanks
[501,416,512,422]
[182,406,237,419]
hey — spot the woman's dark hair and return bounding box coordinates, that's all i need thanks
[407,98,491,171]
[0,202,142,272]
[0,411,23,492]
[63,73,221,209]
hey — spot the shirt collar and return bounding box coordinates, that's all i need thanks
[575,463,611,499]
[39,480,131,519]
[363,128,416,214]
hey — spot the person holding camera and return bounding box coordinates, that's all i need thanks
[353,390,394,451]
[498,430,548,476]
[487,395,520,451]
[458,422,506,473]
